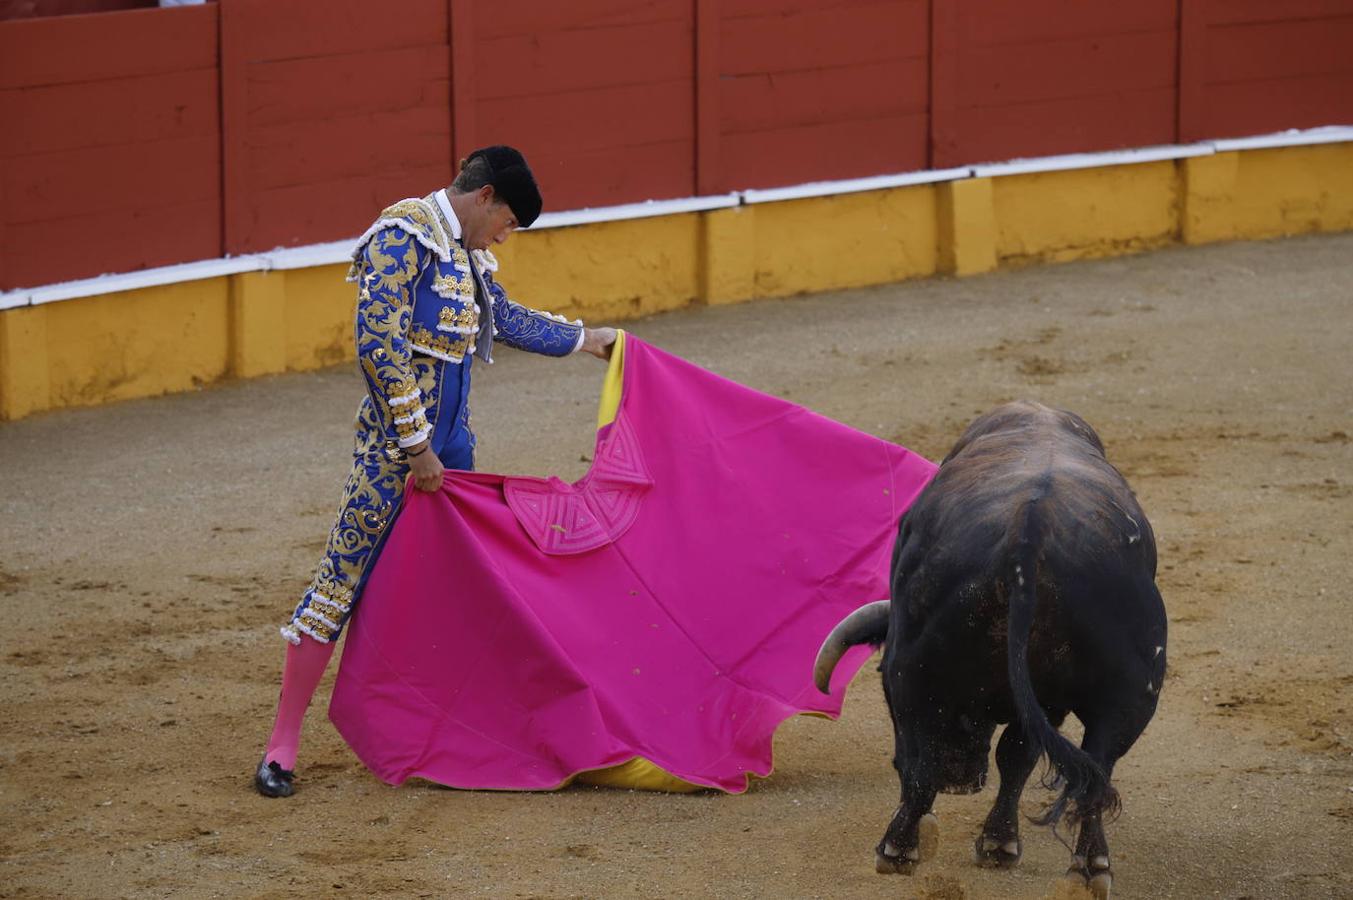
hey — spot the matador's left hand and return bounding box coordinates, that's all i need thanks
[580,327,618,360]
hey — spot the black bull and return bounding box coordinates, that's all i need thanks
[814,401,1166,898]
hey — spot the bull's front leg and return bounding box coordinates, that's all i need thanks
[875,762,940,875]
[875,667,939,874]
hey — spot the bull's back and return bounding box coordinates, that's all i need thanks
[910,426,1143,545]
[896,406,1160,641]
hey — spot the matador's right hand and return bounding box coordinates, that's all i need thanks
[407,441,445,492]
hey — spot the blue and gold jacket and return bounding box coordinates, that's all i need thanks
[346,190,584,452]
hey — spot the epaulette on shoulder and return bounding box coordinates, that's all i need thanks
[347,197,452,281]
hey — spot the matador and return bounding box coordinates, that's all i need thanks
[254,146,617,797]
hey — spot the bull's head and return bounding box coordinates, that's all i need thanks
[933,713,993,794]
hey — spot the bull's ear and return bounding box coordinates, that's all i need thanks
[959,713,977,733]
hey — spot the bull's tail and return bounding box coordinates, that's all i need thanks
[813,600,890,694]
[1008,499,1118,830]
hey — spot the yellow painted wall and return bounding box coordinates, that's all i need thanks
[701,206,757,305]
[1185,144,1353,245]
[282,264,353,371]
[44,280,230,409]
[496,214,702,322]
[937,178,997,277]
[992,161,1179,266]
[0,306,50,420]
[2,142,1351,421]
[750,186,938,298]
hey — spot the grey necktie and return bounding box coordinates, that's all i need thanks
[463,243,495,364]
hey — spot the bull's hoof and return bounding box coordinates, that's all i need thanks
[1064,855,1112,900]
[917,813,939,862]
[873,813,938,875]
[974,834,1021,868]
[874,842,920,875]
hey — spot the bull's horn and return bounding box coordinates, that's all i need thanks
[813,600,891,694]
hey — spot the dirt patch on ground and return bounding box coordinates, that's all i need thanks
[2,234,1351,898]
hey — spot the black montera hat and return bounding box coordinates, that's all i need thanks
[467,145,542,227]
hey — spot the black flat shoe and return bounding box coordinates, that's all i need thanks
[254,756,295,798]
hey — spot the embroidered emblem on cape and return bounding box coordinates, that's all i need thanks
[504,416,652,555]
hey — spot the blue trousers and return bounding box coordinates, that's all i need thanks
[282,413,475,645]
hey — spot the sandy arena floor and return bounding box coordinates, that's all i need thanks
[1,233,1351,899]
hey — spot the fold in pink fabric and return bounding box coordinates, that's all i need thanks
[328,337,936,792]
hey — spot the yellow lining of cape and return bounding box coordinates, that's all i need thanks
[572,757,709,793]
[595,329,627,430]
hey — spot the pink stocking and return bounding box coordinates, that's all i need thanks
[263,636,336,771]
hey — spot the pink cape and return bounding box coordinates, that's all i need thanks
[329,336,936,792]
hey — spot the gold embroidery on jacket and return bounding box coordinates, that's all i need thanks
[378,198,449,256]
[432,271,476,300]
[411,322,474,360]
[353,228,433,444]
[437,304,479,334]
[366,231,419,294]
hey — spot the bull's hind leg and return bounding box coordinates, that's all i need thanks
[1064,711,1151,900]
[975,715,1061,868]
[1068,805,1114,900]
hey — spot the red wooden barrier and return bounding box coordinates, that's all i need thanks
[468,0,696,211]
[931,0,1179,167]
[220,0,451,254]
[714,0,930,191]
[0,1,158,20]
[0,4,220,288]
[1179,0,1353,142]
[3,0,1352,291]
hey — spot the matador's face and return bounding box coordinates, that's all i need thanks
[462,188,518,250]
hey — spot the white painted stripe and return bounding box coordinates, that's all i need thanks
[1209,125,1353,152]
[971,143,1215,178]
[264,239,356,270]
[531,193,740,229]
[1,126,1348,308]
[741,167,973,204]
[1,255,266,310]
